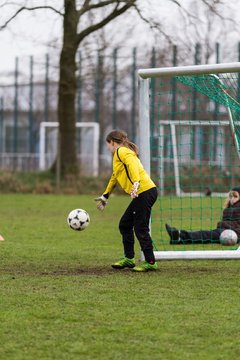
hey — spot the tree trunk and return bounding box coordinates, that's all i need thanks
[58,0,79,177]
[56,0,136,178]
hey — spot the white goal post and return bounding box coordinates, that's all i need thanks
[138,62,240,260]
[39,122,100,176]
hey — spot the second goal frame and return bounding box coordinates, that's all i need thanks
[39,121,100,176]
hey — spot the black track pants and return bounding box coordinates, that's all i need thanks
[119,187,158,263]
[180,228,222,244]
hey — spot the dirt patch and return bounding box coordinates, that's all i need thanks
[39,267,117,276]
[0,266,137,277]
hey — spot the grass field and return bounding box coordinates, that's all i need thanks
[0,194,240,360]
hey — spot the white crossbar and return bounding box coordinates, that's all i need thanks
[138,62,240,79]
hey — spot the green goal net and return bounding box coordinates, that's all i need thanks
[138,63,240,260]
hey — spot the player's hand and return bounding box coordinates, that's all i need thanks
[94,195,108,211]
[130,182,139,199]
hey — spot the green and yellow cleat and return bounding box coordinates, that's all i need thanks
[132,261,158,272]
[111,257,135,269]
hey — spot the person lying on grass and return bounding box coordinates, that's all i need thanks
[165,187,240,245]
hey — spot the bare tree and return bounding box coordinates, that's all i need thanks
[1,0,142,177]
[0,0,238,177]
[57,1,138,177]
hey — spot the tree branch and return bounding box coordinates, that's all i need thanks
[78,0,135,17]
[76,0,136,45]
[131,2,176,44]
[0,6,64,31]
[199,0,230,20]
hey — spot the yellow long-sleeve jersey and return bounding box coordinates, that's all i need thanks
[103,146,156,196]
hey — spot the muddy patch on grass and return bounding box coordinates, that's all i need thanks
[0,266,136,277]
[39,267,118,276]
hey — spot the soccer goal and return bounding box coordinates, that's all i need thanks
[138,62,240,260]
[39,122,100,176]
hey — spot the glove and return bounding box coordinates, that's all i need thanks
[130,182,140,199]
[94,195,108,211]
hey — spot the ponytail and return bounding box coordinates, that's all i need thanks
[106,130,139,156]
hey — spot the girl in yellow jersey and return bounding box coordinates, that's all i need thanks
[95,130,158,272]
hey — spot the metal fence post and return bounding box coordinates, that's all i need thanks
[150,47,156,141]
[0,97,3,153]
[76,51,82,155]
[44,54,49,123]
[172,45,178,120]
[29,56,34,153]
[77,51,82,123]
[13,57,19,154]
[95,50,101,125]
[131,47,137,142]
[112,48,118,129]
[193,43,202,160]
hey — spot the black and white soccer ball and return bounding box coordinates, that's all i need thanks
[220,229,238,246]
[67,209,90,231]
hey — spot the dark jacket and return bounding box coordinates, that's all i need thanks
[217,200,240,238]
